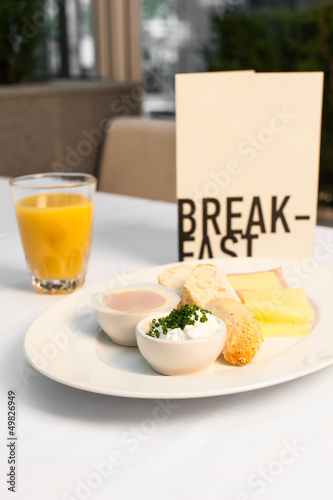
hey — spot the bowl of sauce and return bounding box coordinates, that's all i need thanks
[91,283,180,346]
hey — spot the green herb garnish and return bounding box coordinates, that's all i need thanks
[147,304,211,338]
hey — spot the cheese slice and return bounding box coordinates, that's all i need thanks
[238,288,311,338]
[258,323,311,338]
[227,267,289,291]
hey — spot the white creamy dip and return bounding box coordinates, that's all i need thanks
[155,311,221,341]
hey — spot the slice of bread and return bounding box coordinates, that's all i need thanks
[158,263,194,296]
[179,264,240,309]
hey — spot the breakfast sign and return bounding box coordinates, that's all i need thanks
[176,71,324,261]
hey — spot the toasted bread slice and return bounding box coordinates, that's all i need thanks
[207,298,263,366]
[179,264,240,309]
[158,263,194,296]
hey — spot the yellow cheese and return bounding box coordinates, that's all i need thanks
[259,323,311,338]
[227,267,289,291]
[238,288,311,338]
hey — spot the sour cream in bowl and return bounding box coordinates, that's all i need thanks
[91,283,180,346]
[135,305,226,375]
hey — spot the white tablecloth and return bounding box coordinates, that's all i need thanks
[0,176,332,500]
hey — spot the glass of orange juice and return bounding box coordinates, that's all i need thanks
[10,173,96,294]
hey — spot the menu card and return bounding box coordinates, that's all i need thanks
[176,71,323,261]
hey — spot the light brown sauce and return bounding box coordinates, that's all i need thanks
[103,289,166,312]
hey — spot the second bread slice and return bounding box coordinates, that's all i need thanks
[179,264,240,309]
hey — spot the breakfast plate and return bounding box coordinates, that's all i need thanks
[24,258,333,399]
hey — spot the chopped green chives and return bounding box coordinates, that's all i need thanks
[147,304,211,338]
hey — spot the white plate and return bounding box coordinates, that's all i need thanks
[24,258,333,399]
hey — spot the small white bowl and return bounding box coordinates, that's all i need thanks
[135,313,226,375]
[91,283,180,347]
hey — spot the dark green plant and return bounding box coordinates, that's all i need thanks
[142,0,176,20]
[0,0,46,84]
[204,4,333,201]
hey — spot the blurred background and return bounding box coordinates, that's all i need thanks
[0,0,332,222]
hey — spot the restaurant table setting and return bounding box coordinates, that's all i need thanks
[1,173,333,500]
[1,70,333,500]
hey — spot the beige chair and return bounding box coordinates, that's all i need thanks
[97,117,176,202]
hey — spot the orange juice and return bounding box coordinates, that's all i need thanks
[15,193,94,280]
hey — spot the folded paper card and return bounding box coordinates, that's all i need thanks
[176,71,324,260]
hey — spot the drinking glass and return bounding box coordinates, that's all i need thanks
[10,173,96,294]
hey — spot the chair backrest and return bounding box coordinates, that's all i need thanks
[97,117,176,202]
